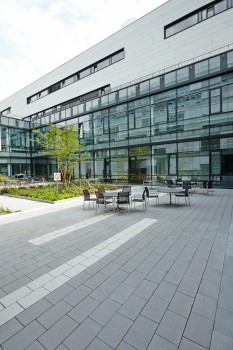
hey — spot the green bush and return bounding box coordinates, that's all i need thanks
[0,187,10,194]
[0,183,118,201]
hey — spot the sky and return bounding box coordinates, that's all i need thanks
[0,0,168,102]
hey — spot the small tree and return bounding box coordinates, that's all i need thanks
[32,124,89,188]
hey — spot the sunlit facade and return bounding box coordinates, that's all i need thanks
[0,0,233,183]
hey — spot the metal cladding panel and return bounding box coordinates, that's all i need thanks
[0,0,232,118]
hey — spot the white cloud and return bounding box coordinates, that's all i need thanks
[0,0,168,102]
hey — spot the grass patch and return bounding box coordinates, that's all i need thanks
[0,204,12,215]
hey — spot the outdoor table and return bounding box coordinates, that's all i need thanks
[104,190,122,210]
[157,187,185,205]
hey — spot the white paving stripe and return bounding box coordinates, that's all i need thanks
[0,218,157,327]
[28,214,114,245]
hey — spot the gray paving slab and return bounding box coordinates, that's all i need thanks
[123,314,158,349]
[0,188,233,349]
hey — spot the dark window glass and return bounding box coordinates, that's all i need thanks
[111,50,124,64]
[63,76,74,87]
[98,58,110,70]
[79,68,91,79]
[49,83,61,93]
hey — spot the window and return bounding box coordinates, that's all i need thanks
[150,77,160,91]
[209,56,220,73]
[165,0,230,38]
[79,68,91,79]
[40,90,48,98]
[127,86,137,98]
[227,51,233,68]
[63,76,74,87]
[139,81,150,94]
[165,13,198,37]
[100,116,108,134]
[49,82,61,94]
[207,6,214,17]
[177,67,189,83]
[128,111,135,129]
[215,0,227,14]
[98,58,110,70]
[222,84,233,111]
[195,60,208,78]
[164,71,176,87]
[211,88,221,113]
[119,89,127,101]
[111,50,124,64]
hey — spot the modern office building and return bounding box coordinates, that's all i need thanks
[0,0,233,184]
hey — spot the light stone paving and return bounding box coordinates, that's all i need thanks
[28,214,115,245]
[0,218,156,327]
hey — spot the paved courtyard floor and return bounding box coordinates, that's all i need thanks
[0,188,232,350]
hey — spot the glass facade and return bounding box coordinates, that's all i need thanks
[1,50,233,183]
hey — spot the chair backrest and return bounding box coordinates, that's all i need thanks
[207,180,213,189]
[142,189,147,200]
[96,191,105,204]
[144,187,149,198]
[117,191,130,204]
[98,187,105,193]
[122,186,131,194]
[203,180,208,188]
[183,180,191,189]
[167,179,173,188]
[183,187,189,196]
[83,189,91,200]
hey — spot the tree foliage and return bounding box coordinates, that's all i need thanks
[32,124,89,188]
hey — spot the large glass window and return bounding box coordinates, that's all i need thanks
[152,144,176,179]
[211,88,221,113]
[129,146,151,183]
[177,67,189,83]
[178,141,209,178]
[195,60,208,78]
[150,77,160,91]
[209,56,220,74]
[111,50,124,64]
[215,0,227,14]
[119,89,127,102]
[109,108,128,145]
[222,84,233,111]
[127,86,137,98]
[140,81,150,95]
[110,148,128,181]
[227,51,233,68]
[98,58,110,70]
[164,71,176,87]
[79,68,91,79]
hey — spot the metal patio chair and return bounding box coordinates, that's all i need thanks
[95,192,112,214]
[116,191,131,214]
[83,189,96,210]
[131,189,147,212]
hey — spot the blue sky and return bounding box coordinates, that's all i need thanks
[0,0,168,102]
